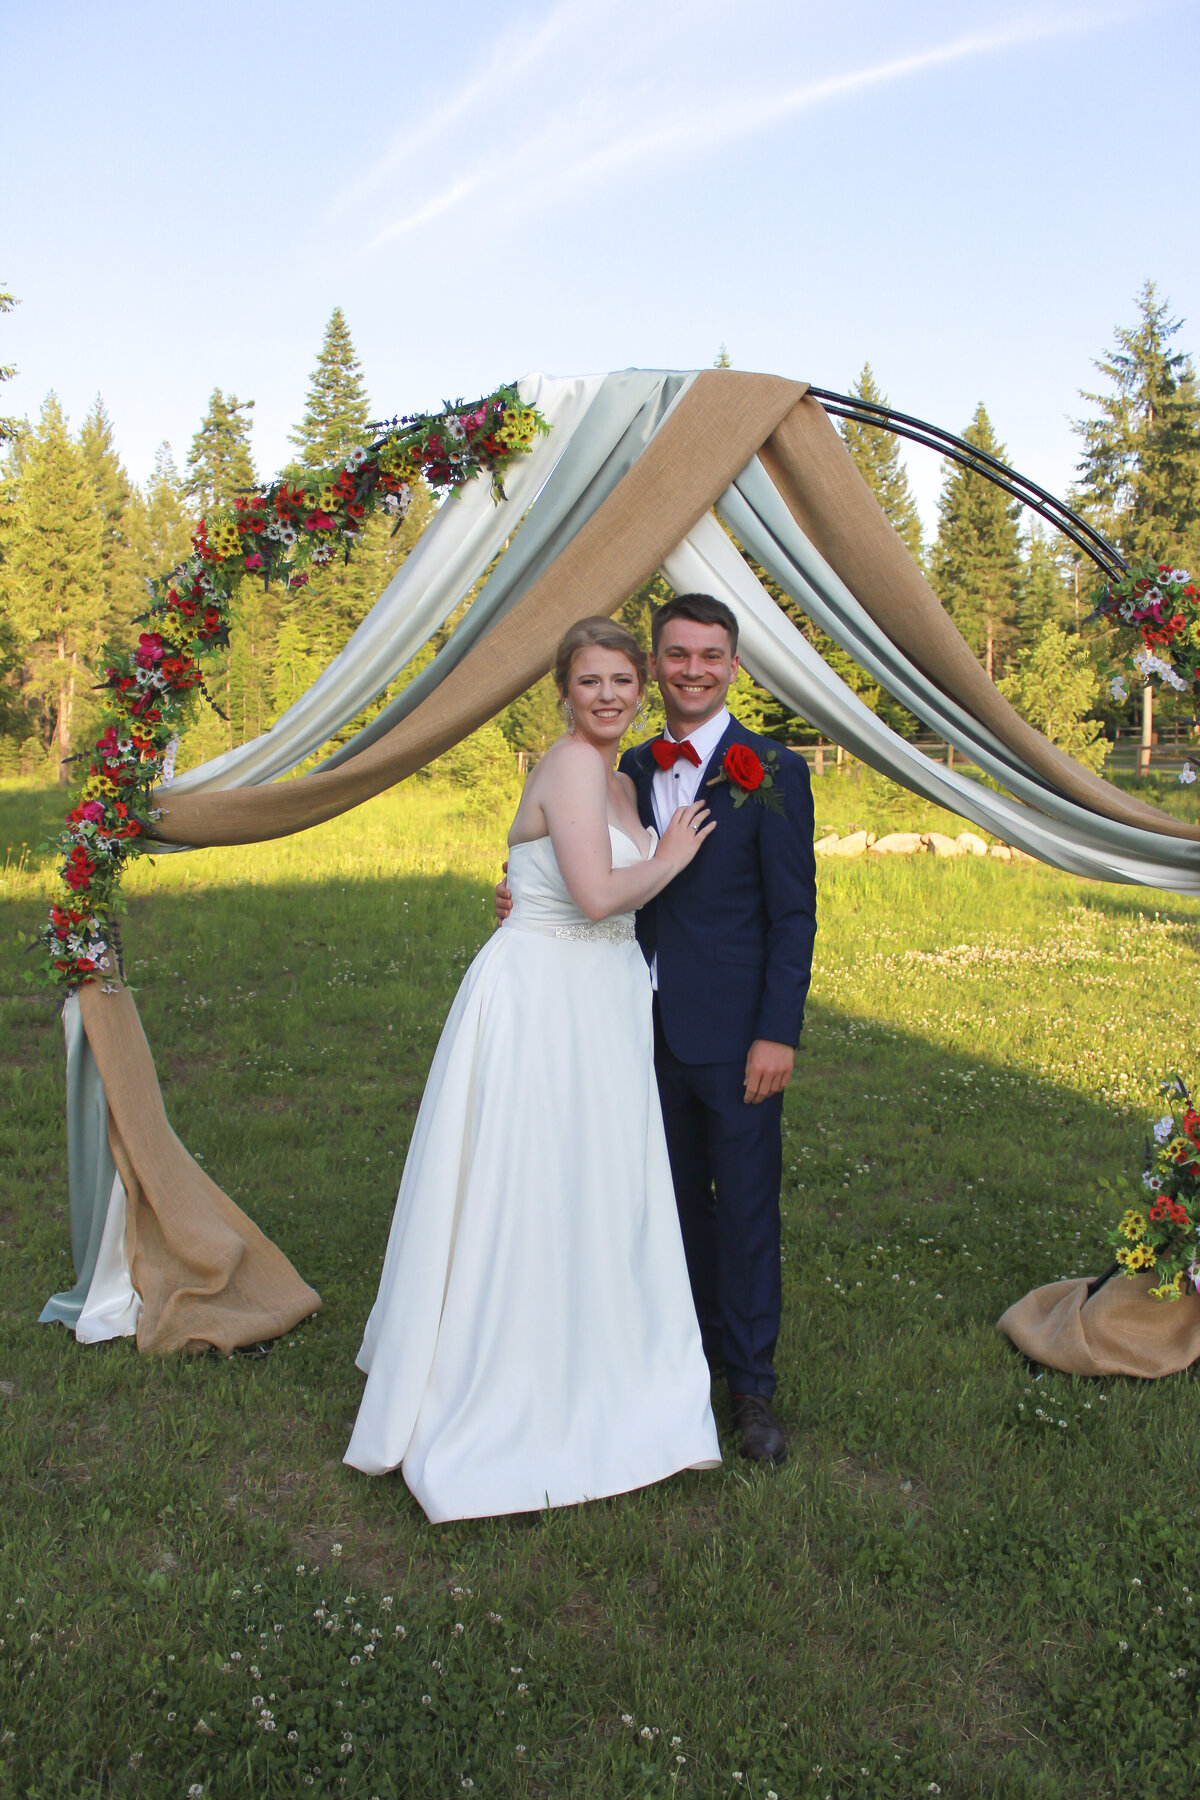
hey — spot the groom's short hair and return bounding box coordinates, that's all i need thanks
[651,593,739,655]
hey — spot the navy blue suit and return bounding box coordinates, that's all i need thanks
[619,721,816,1397]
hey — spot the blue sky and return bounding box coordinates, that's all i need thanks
[3,0,1196,534]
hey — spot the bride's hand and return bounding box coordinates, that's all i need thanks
[658,801,716,870]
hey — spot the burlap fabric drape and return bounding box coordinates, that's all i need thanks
[78,983,320,1353]
[998,1272,1200,1377]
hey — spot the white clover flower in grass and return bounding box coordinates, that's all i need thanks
[330,1543,343,1557]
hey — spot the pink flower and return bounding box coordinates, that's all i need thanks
[79,801,104,822]
[134,632,165,667]
[245,552,264,571]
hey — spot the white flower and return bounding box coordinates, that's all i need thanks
[345,446,369,468]
[1154,1116,1175,1143]
[1143,1171,1163,1190]
[445,416,467,441]
[188,1788,204,1799]
[331,1543,343,1557]
[1181,765,1197,785]
[1110,675,1128,701]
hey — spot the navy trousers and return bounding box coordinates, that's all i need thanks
[653,1000,783,1398]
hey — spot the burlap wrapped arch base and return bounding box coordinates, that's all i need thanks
[998,1271,1200,1378]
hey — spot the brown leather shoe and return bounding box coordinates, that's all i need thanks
[730,1393,787,1465]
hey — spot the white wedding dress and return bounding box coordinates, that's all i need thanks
[345,824,721,1522]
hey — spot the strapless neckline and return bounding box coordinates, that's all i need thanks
[509,823,654,862]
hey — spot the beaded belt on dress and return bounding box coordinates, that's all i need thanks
[508,916,636,944]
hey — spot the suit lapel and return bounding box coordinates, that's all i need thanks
[626,742,658,831]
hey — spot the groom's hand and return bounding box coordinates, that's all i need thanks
[494,863,513,925]
[743,1039,794,1105]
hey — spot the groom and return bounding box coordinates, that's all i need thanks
[620,594,815,1464]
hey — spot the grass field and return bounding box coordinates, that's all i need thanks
[3,767,1200,1800]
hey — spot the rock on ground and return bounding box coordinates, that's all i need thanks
[870,832,924,856]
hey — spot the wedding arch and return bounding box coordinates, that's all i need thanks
[42,367,1200,1355]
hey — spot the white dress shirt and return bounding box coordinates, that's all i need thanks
[648,706,732,835]
[645,707,730,991]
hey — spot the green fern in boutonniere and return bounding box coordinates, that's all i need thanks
[706,742,785,814]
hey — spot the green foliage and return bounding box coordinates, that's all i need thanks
[839,363,924,565]
[998,621,1110,772]
[0,395,106,775]
[932,403,1024,680]
[289,306,371,469]
[79,395,143,639]
[713,343,732,368]
[499,672,562,757]
[1019,520,1074,653]
[186,388,256,512]
[431,719,519,815]
[1075,281,1200,569]
[131,442,194,576]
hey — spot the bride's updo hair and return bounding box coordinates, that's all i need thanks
[553,617,648,696]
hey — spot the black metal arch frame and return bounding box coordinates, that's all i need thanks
[809,386,1126,583]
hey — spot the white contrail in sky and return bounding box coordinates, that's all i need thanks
[347,0,620,204]
[365,5,1126,251]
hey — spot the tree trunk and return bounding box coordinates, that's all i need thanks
[55,639,73,785]
[1139,680,1153,777]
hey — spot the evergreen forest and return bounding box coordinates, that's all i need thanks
[1,284,1198,787]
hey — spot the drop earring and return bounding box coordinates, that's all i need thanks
[631,697,648,734]
[563,700,575,732]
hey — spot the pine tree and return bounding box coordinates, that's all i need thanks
[1075,282,1200,568]
[185,388,256,513]
[289,307,371,468]
[0,396,105,779]
[132,443,194,575]
[713,344,732,369]
[79,396,142,638]
[271,309,434,735]
[839,364,924,565]
[501,674,563,758]
[1020,519,1073,647]
[932,404,1023,680]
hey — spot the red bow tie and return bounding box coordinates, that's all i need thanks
[651,737,701,771]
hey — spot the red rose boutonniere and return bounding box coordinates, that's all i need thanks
[706,742,785,814]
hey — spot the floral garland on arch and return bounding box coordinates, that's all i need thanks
[25,384,550,993]
[1088,560,1199,781]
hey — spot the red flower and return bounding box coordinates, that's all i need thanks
[723,743,764,791]
[304,512,335,532]
[1150,1201,1168,1221]
[245,552,264,571]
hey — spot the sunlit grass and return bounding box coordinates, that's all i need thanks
[2,772,1200,1798]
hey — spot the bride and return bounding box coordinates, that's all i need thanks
[345,616,722,1521]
